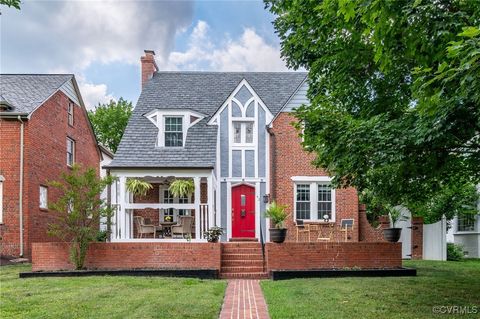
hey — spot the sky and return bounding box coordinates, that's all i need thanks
[0,0,290,109]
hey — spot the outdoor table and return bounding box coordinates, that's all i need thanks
[159,221,176,238]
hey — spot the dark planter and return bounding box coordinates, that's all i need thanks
[270,228,287,243]
[383,228,402,242]
[207,238,219,243]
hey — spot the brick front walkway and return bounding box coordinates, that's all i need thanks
[219,280,270,319]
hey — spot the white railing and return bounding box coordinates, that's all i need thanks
[200,204,209,240]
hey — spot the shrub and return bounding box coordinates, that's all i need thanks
[447,243,464,261]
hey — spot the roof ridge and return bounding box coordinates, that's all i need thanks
[153,71,307,75]
[0,73,74,76]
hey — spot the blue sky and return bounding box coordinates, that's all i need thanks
[1,1,287,108]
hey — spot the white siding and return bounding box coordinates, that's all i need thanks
[283,81,309,112]
[60,79,81,106]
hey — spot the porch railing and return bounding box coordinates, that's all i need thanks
[199,204,209,240]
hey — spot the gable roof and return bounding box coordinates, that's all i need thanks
[108,71,307,169]
[0,74,74,115]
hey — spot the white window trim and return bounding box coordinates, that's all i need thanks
[39,185,48,209]
[292,177,336,222]
[0,175,4,223]
[144,110,205,148]
[66,137,75,167]
[232,120,255,147]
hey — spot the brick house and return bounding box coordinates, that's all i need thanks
[106,50,365,244]
[0,74,101,259]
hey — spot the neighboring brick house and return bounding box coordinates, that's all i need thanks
[0,74,101,259]
[105,50,366,244]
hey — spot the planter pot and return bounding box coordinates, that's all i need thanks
[207,238,219,243]
[270,228,287,243]
[383,228,402,242]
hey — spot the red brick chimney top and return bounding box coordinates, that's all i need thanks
[141,50,158,88]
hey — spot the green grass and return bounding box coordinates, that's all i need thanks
[0,264,226,319]
[261,260,480,319]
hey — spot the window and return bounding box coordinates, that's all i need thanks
[232,121,254,145]
[0,175,4,223]
[67,101,74,126]
[317,184,333,220]
[163,190,174,221]
[294,181,335,221]
[295,184,311,220]
[66,137,75,166]
[164,117,183,147]
[458,214,476,232]
[178,194,189,216]
[39,186,48,209]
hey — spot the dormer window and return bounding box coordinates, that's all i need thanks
[144,109,205,148]
[165,116,183,147]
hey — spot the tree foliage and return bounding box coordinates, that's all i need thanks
[0,0,21,10]
[87,98,132,153]
[48,165,115,269]
[265,0,480,220]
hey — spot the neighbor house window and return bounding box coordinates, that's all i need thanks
[0,175,4,223]
[164,116,183,147]
[294,181,335,221]
[66,137,75,166]
[39,185,48,209]
[232,121,254,145]
[458,214,476,232]
[67,100,74,126]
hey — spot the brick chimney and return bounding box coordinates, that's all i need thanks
[141,50,158,88]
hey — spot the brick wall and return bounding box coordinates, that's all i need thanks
[0,90,100,258]
[266,242,402,270]
[31,242,221,271]
[411,217,423,259]
[358,205,387,242]
[270,113,359,242]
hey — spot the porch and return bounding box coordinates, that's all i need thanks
[109,169,216,242]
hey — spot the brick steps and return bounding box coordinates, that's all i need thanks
[220,243,267,280]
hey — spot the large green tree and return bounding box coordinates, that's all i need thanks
[0,0,21,9]
[88,98,132,153]
[265,0,479,219]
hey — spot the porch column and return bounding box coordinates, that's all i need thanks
[194,177,201,239]
[207,174,214,229]
[118,176,127,239]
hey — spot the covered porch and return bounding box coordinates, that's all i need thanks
[109,169,216,242]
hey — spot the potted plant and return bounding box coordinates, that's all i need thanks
[126,178,153,197]
[204,226,224,243]
[265,201,288,243]
[169,179,195,198]
[383,205,406,242]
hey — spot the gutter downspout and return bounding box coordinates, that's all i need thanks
[17,116,25,257]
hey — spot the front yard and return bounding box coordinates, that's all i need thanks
[0,264,226,319]
[261,259,480,319]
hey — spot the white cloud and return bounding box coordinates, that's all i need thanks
[78,79,116,110]
[163,21,288,72]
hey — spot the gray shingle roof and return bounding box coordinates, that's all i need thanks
[0,74,73,114]
[109,71,307,169]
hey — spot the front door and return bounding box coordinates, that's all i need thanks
[232,184,256,238]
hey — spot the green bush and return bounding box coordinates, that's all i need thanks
[447,243,464,261]
[96,230,109,242]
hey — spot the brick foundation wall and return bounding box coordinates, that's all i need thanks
[270,113,359,242]
[266,242,402,270]
[0,90,100,258]
[31,242,221,271]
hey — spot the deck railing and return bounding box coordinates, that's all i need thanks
[199,204,209,239]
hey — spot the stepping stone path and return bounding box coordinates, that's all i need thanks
[219,279,270,319]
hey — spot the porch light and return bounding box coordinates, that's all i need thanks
[323,214,330,222]
[263,194,270,204]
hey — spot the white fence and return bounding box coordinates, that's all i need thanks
[423,215,447,261]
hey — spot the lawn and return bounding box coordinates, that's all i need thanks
[261,260,480,319]
[0,264,226,319]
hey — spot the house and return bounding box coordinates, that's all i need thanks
[106,50,361,243]
[29,52,404,278]
[447,213,480,258]
[0,74,101,259]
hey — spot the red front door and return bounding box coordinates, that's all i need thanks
[232,184,256,238]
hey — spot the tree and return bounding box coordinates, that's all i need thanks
[0,0,21,9]
[48,165,115,269]
[88,98,132,153]
[265,0,479,220]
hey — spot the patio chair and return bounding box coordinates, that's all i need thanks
[171,216,194,239]
[296,219,311,242]
[317,223,335,241]
[134,216,160,238]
